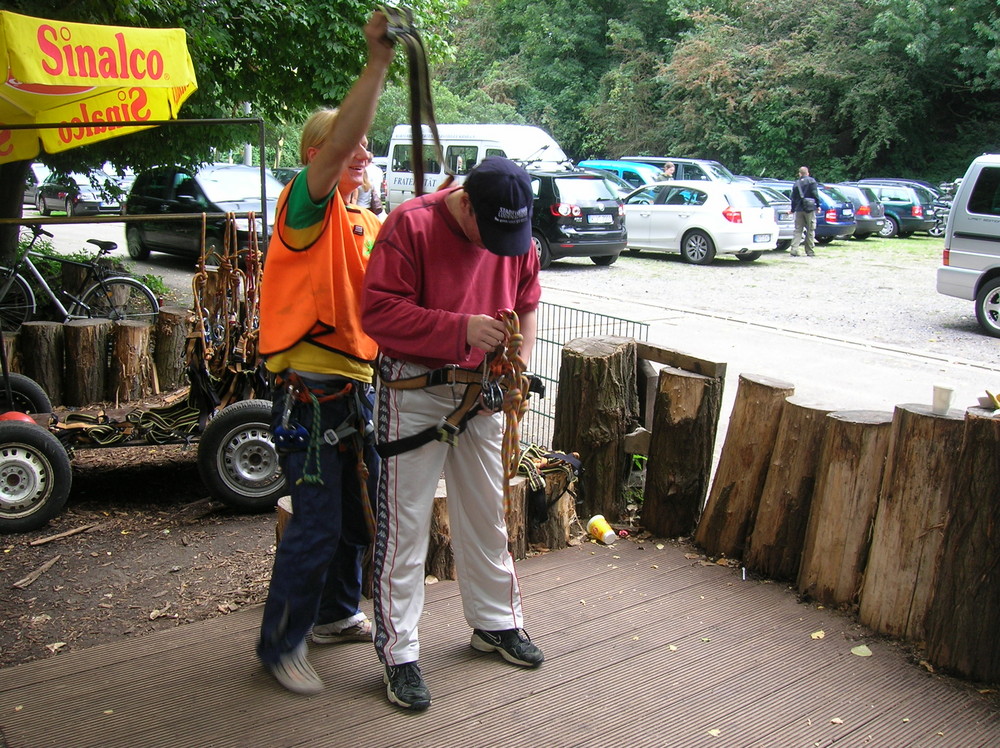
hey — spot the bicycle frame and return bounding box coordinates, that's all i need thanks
[8,248,117,322]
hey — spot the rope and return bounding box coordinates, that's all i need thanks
[297,391,324,486]
[490,309,530,513]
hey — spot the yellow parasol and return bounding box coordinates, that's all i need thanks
[0,10,197,164]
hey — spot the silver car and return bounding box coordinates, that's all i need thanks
[749,184,794,251]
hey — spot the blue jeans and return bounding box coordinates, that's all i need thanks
[257,375,378,665]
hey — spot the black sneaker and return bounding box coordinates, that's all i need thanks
[470,628,545,667]
[383,662,432,711]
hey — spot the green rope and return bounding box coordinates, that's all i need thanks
[297,391,324,486]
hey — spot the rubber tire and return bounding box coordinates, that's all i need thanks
[0,421,72,533]
[126,226,151,260]
[816,236,835,245]
[65,199,76,217]
[531,232,553,270]
[928,222,946,238]
[591,253,619,266]
[736,252,761,262]
[197,399,285,511]
[975,276,1000,339]
[680,230,716,265]
[0,271,35,332]
[775,240,790,251]
[81,278,159,325]
[0,373,53,415]
[878,215,899,238]
[37,195,51,217]
[853,233,872,241]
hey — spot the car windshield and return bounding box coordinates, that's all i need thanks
[198,168,285,203]
[726,188,768,208]
[702,161,737,182]
[823,185,850,203]
[553,175,619,202]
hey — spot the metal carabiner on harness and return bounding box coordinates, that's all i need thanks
[274,381,309,450]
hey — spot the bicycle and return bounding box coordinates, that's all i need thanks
[0,224,159,332]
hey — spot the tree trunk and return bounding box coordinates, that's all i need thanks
[797,410,894,607]
[694,373,795,559]
[858,404,965,640]
[154,306,193,392]
[552,336,638,523]
[744,398,835,581]
[925,407,1000,683]
[1,330,19,373]
[642,365,724,538]
[108,321,153,404]
[528,470,576,551]
[19,321,64,406]
[0,162,29,266]
[427,480,456,581]
[64,318,111,406]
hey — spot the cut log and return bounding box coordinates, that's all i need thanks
[797,410,894,607]
[505,476,528,561]
[108,321,153,404]
[695,373,795,559]
[642,365,724,538]
[858,404,965,640]
[63,318,111,407]
[925,408,1000,683]
[154,306,193,393]
[19,321,64,406]
[528,470,576,550]
[2,330,19,373]
[427,480,456,581]
[552,336,638,523]
[744,398,835,581]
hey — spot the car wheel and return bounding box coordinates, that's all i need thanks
[928,222,946,238]
[0,373,53,415]
[64,199,76,217]
[531,232,552,270]
[775,240,790,251]
[974,276,1000,338]
[126,226,151,260]
[853,233,872,241]
[590,254,618,266]
[37,195,51,217]
[0,420,72,533]
[736,252,761,262]
[815,236,834,245]
[680,230,716,265]
[878,216,898,238]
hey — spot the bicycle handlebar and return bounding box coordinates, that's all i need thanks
[29,224,54,240]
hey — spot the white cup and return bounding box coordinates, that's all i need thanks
[932,385,954,415]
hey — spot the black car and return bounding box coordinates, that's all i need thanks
[857,179,937,237]
[528,166,627,269]
[124,164,283,262]
[35,170,125,216]
[271,166,303,185]
[835,183,886,240]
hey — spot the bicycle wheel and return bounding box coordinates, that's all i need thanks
[0,271,35,332]
[81,277,159,324]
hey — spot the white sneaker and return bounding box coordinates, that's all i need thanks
[266,641,323,694]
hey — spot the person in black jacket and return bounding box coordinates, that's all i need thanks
[789,166,821,257]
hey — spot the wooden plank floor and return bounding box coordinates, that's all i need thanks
[2,539,998,748]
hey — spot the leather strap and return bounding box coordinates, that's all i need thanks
[381,366,481,390]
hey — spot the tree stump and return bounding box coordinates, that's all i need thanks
[642,366,724,538]
[64,318,111,406]
[925,408,1000,683]
[695,373,795,559]
[108,321,154,404]
[505,476,528,561]
[797,410,894,607]
[427,480,456,581]
[154,306,193,392]
[2,330,19,373]
[744,398,835,580]
[552,336,638,523]
[528,470,576,551]
[19,321,64,406]
[858,404,965,640]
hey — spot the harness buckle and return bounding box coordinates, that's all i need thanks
[436,418,460,447]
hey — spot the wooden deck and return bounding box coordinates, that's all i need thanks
[2,539,998,748]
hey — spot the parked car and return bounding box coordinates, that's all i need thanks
[528,166,627,269]
[763,180,856,243]
[857,180,936,237]
[35,170,125,216]
[621,156,739,183]
[576,160,662,190]
[22,163,50,206]
[124,163,283,262]
[271,166,302,185]
[622,180,778,264]
[835,183,886,240]
[578,168,636,198]
[749,183,794,251]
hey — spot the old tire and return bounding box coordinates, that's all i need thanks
[0,421,72,533]
[197,399,285,511]
[975,276,1000,338]
[126,226,150,260]
[680,230,716,265]
[736,251,761,262]
[0,373,53,415]
[531,232,553,270]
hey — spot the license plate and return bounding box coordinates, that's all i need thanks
[843,208,854,216]
[778,212,791,221]
[587,214,613,224]
[753,234,771,242]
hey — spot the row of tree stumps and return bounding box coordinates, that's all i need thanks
[551,335,999,685]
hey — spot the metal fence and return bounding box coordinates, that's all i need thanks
[521,301,649,449]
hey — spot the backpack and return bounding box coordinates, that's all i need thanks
[798,178,817,212]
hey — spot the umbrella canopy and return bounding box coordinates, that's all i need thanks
[0,11,197,164]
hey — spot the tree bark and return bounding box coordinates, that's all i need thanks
[858,404,965,640]
[797,410,894,607]
[19,321,64,406]
[63,319,111,407]
[642,365,724,538]
[744,398,835,581]
[552,336,638,523]
[925,408,1000,683]
[694,373,795,559]
[427,480,456,581]
[1,329,19,373]
[154,305,193,393]
[527,470,576,551]
[108,321,153,404]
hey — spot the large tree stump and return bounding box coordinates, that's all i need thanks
[797,410,894,607]
[925,408,1000,683]
[505,476,528,561]
[64,318,111,406]
[528,470,576,550]
[19,321,64,406]
[744,398,835,580]
[695,373,795,559]
[642,366,724,538]
[552,336,638,523]
[858,404,965,640]
[2,330,19,373]
[108,321,154,404]
[154,306,193,392]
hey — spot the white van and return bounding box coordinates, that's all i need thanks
[937,153,1000,338]
[385,123,567,209]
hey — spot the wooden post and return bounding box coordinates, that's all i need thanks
[858,404,965,640]
[925,408,1000,683]
[154,306,193,393]
[505,476,528,561]
[427,479,456,581]
[19,321,64,406]
[108,321,154,404]
[552,336,638,523]
[744,398,835,581]
[64,318,111,406]
[642,366,724,538]
[797,410,894,607]
[694,373,795,559]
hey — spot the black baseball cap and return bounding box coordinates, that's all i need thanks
[463,157,533,257]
